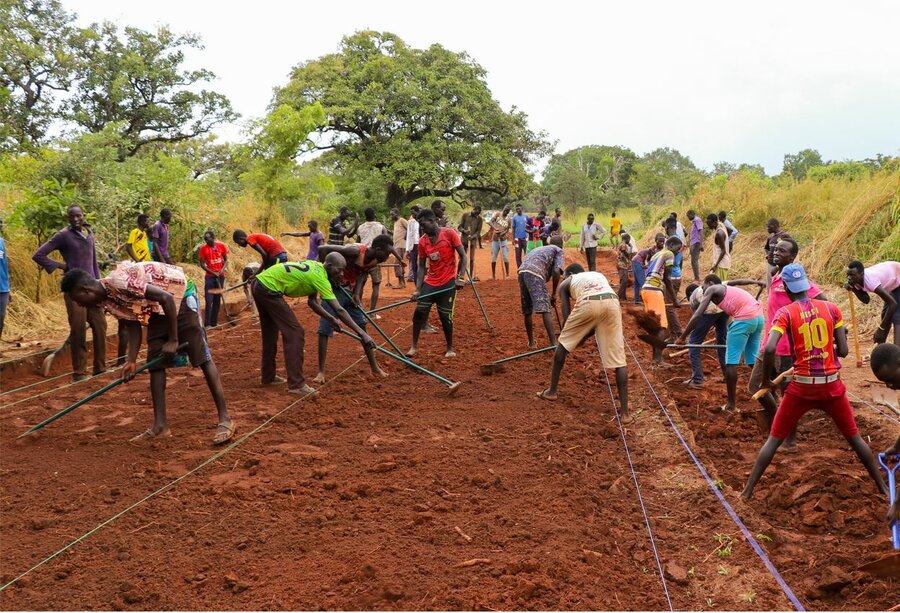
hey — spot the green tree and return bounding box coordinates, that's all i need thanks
[631,147,704,205]
[9,176,78,300]
[541,145,638,213]
[0,0,79,151]
[64,22,237,158]
[275,31,552,208]
[782,148,823,181]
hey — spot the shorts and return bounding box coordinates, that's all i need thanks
[714,267,729,281]
[557,297,627,368]
[726,315,764,365]
[748,354,794,394]
[147,294,212,371]
[413,279,457,324]
[318,288,367,337]
[491,239,509,262]
[640,287,668,329]
[519,272,551,315]
[883,286,900,324]
[770,380,858,440]
[366,266,382,284]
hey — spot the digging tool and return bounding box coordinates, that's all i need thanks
[553,304,562,330]
[216,276,237,327]
[207,279,251,295]
[480,345,556,376]
[465,268,493,329]
[18,343,188,438]
[669,338,716,358]
[338,330,461,395]
[855,453,900,578]
[879,453,900,549]
[847,290,863,367]
[365,286,456,315]
[750,368,795,400]
[341,287,404,357]
[637,333,725,351]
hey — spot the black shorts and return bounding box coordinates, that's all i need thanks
[413,279,457,323]
[147,293,211,371]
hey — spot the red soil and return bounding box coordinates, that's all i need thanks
[0,250,897,610]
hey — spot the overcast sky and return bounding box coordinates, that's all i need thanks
[69,0,900,175]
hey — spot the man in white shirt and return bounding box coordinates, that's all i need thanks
[355,207,388,313]
[579,213,605,271]
[405,205,421,282]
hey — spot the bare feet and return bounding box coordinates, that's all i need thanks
[313,373,326,384]
[406,347,417,357]
[373,368,389,379]
[528,340,537,348]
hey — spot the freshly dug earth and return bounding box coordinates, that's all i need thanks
[0,251,897,610]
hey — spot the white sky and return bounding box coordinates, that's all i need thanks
[68,0,900,176]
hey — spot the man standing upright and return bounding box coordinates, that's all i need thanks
[488,206,511,280]
[431,200,448,227]
[511,205,529,268]
[126,214,152,262]
[33,205,107,381]
[150,208,174,264]
[355,207,389,311]
[390,208,408,288]
[610,211,622,246]
[458,205,483,281]
[328,206,360,245]
[197,230,228,328]
[405,205,421,283]
[719,211,738,254]
[764,218,791,287]
[707,213,731,280]
[0,219,8,338]
[579,213,605,272]
[687,209,703,282]
[408,209,466,358]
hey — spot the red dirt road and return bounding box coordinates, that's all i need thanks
[1,250,897,610]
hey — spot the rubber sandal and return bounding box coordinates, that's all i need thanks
[536,389,557,401]
[129,429,171,442]
[212,422,236,445]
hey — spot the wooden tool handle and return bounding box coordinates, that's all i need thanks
[750,367,795,400]
[847,290,863,367]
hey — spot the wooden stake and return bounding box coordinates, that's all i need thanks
[847,290,863,367]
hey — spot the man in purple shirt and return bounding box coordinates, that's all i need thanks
[32,205,107,380]
[150,208,173,264]
[687,209,704,282]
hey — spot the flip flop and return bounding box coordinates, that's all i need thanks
[536,389,557,401]
[129,429,171,442]
[212,422,236,445]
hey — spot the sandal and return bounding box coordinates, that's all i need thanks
[536,389,557,402]
[129,428,171,442]
[212,422,236,445]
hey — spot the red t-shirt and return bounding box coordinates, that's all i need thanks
[341,244,377,288]
[418,227,461,286]
[770,299,843,377]
[247,233,286,257]
[198,242,228,276]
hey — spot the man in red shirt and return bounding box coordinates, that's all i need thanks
[407,209,466,358]
[197,230,228,328]
[742,263,887,499]
[232,230,288,270]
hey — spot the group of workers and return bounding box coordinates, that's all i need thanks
[18,200,900,526]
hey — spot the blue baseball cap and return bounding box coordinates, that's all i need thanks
[781,263,811,292]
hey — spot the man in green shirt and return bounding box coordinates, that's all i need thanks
[251,254,377,395]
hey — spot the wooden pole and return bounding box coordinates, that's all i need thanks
[847,290,863,368]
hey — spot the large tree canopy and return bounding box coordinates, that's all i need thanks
[64,22,237,157]
[541,145,638,212]
[0,0,79,150]
[274,30,552,207]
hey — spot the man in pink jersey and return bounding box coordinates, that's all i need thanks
[846,260,900,345]
[677,274,766,412]
[749,237,828,439]
[742,264,887,499]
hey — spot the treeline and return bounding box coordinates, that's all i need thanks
[539,145,898,216]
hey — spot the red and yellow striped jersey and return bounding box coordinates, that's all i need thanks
[770,299,843,377]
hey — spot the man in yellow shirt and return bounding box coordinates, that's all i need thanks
[610,211,622,246]
[126,214,152,262]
